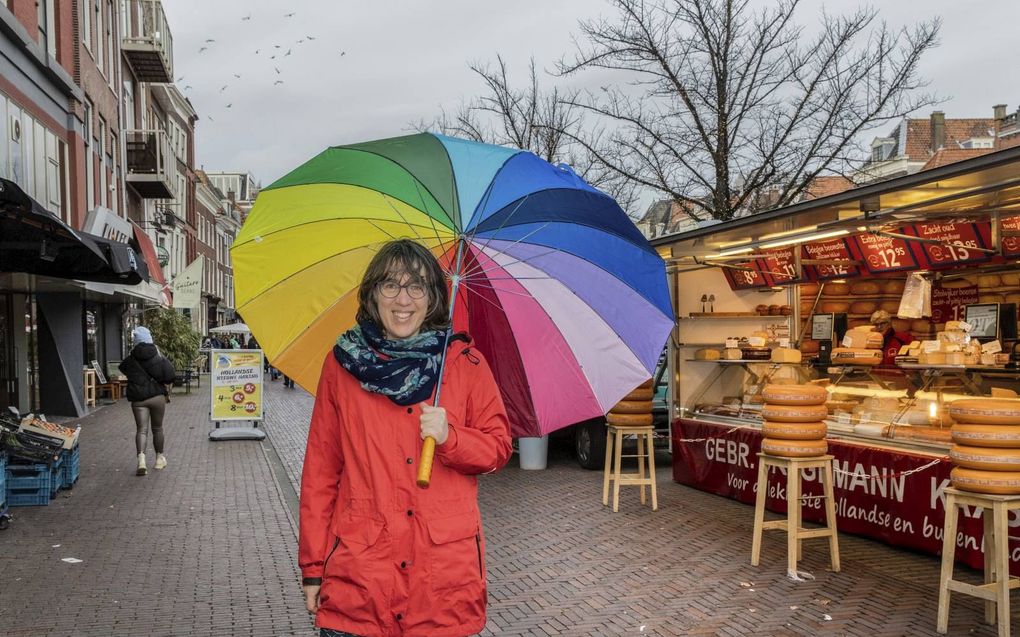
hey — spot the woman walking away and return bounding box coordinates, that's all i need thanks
[119,326,176,476]
[299,239,512,637]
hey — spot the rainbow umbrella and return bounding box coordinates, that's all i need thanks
[232,133,674,438]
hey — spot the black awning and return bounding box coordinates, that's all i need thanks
[0,178,144,284]
[80,231,145,284]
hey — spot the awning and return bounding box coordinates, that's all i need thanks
[130,221,172,306]
[0,178,141,284]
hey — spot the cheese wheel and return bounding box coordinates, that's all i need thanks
[951,467,1020,495]
[847,319,870,329]
[820,301,850,313]
[800,282,820,297]
[831,348,883,366]
[850,300,878,315]
[940,277,974,289]
[763,384,827,406]
[879,300,901,314]
[826,400,858,414]
[980,293,1005,304]
[952,424,1020,448]
[822,282,850,296]
[888,426,953,444]
[882,279,906,294]
[977,274,1002,288]
[1001,273,1020,287]
[606,412,654,427]
[762,421,827,440]
[637,379,653,390]
[850,281,881,295]
[761,438,828,457]
[800,301,814,315]
[891,318,912,332]
[1005,293,1020,305]
[695,348,722,360]
[949,399,1020,425]
[950,445,1020,471]
[624,387,654,402]
[911,319,933,333]
[610,399,653,415]
[771,348,802,363]
[800,339,820,354]
[761,403,829,423]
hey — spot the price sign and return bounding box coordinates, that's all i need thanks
[722,261,769,290]
[852,232,918,273]
[1002,216,1020,257]
[759,247,806,285]
[801,238,859,280]
[931,283,979,323]
[909,222,990,268]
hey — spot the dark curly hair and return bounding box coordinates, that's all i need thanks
[355,239,451,332]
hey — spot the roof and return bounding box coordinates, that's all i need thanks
[921,147,995,170]
[802,176,854,200]
[902,118,996,159]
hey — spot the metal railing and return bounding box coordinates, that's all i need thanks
[125,129,171,176]
[121,0,174,82]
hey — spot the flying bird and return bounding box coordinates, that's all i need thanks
[198,46,208,53]
[176,76,185,82]
[307,35,316,40]
[241,13,251,21]
[207,115,215,121]
[340,51,346,56]
[274,45,281,48]
[183,85,193,90]
[270,54,276,59]
[205,38,215,43]
[220,85,228,92]
[233,73,242,79]
[285,49,292,56]
[274,80,284,85]
[274,66,280,74]
[255,48,260,54]
[284,12,296,17]
[226,104,232,108]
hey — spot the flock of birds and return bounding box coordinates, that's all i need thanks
[180,10,348,122]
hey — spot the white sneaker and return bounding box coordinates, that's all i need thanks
[154,453,167,470]
[136,453,147,476]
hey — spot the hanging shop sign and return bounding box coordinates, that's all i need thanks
[722,260,770,290]
[210,349,264,421]
[931,283,981,323]
[1001,216,1020,257]
[906,222,991,268]
[801,238,860,280]
[672,419,1017,575]
[758,247,808,286]
[851,232,919,274]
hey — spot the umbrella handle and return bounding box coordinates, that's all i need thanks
[416,437,436,488]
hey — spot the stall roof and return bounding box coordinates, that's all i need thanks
[652,145,1020,257]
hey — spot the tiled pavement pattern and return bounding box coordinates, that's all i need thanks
[3,375,1020,636]
[0,386,314,637]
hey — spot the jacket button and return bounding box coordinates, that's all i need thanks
[405,457,413,464]
[406,509,413,516]
[406,407,413,414]
[400,561,407,568]
[396,613,403,621]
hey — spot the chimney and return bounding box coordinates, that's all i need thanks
[227,190,236,204]
[930,111,945,153]
[994,104,1008,120]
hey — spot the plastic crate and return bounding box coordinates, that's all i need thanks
[49,453,63,497]
[61,446,80,489]
[6,462,51,507]
[0,453,7,509]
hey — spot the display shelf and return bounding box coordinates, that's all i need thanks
[685,358,802,365]
[681,312,791,319]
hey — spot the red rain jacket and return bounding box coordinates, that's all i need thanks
[299,338,512,637]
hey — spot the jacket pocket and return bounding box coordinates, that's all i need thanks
[320,510,386,613]
[426,511,482,592]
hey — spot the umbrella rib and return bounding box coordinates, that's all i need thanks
[461,248,562,281]
[233,215,446,248]
[379,194,427,243]
[461,193,531,263]
[459,225,553,280]
[459,279,537,300]
[409,178,458,258]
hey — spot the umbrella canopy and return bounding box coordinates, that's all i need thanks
[233,133,674,437]
[209,322,251,334]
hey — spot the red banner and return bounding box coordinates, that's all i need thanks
[672,419,1020,574]
[907,222,991,268]
[1002,216,1020,257]
[758,247,807,285]
[722,261,770,290]
[852,232,919,274]
[931,284,980,323]
[801,238,860,280]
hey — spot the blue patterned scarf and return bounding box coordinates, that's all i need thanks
[334,320,448,406]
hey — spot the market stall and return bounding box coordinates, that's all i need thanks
[652,146,1020,573]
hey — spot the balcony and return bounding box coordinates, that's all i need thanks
[126,129,173,199]
[121,0,174,83]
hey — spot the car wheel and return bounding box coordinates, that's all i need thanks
[575,418,607,470]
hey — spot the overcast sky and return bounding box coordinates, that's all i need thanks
[163,0,1020,196]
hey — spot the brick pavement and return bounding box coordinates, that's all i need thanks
[0,385,314,637]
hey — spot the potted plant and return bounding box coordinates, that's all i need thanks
[141,308,201,384]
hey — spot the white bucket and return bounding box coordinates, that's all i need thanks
[517,435,549,470]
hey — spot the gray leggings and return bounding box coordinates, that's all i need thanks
[131,395,166,454]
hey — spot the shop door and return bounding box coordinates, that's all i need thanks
[0,294,16,410]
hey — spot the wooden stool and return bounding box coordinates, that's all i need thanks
[751,453,840,577]
[97,382,121,401]
[602,425,657,512]
[937,487,1020,636]
[82,368,97,407]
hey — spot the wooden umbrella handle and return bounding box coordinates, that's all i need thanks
[417,436,436,488]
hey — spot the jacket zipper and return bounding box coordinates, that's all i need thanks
[322,537,340,575]
[475,534,482,579]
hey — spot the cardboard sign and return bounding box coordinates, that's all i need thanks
[802,238,860,280]
[1002,216,1020,257]
[852,232,918,273]
[722,261,769,290]
[210,349,264,421]
[759,247,807,285]
[931,283,980,323]
[908,222,990,268]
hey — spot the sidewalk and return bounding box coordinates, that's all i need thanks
[2,375,1018,636]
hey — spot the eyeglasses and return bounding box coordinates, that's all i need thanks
[378,280,427,300]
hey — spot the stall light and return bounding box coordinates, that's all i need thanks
[760,229,849,249]
[759,225,818,241]
[709,246,754,258]
[831,279,847,283]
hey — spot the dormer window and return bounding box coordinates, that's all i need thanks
[870,137,896,162]
[960,137,994,149]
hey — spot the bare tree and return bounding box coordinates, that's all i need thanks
[415,56,640,215]
[557,0,941,221]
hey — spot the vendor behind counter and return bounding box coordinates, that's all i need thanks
[870,310,912,366]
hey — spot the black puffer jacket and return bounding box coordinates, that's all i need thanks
[119,343,176,402]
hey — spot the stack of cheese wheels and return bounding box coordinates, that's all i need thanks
[607,379,654,427]
[760,384,828,457]
[949,399,1020,494]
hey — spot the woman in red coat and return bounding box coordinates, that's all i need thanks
[299,239,513,637]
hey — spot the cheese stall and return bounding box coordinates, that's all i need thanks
[652,146,1020,572]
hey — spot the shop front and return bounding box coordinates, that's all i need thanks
[652,146,1020,573]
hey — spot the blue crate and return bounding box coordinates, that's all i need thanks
[6,462,51,507]
[49,453,63,497]
[0,453,7,509]
[61,446,80,489]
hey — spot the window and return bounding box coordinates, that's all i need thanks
[38,0,56,58]
[84,100,95,208]
[83,0,92,51]
[98,116,107,207]
[0,96,7,180]
[107,0,116,86]
[95,0,104,74]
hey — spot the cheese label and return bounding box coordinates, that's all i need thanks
[921,340,940,353]
[841,334,853,347]
[748,336,766,347]
[983,340,1003,354]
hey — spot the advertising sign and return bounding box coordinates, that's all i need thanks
[722,261,769,290]
[172,258,204,309]
[907,222,990,268]
[852,232,919,273]
[758,247,807,285]
[672,419,1019,575]
[1002,216,1020,257]
[931,283,980,323]
[801,238,860,280]
[210,349,264,421]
